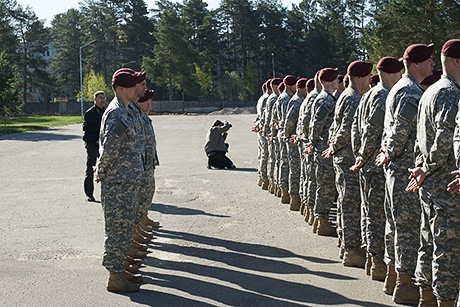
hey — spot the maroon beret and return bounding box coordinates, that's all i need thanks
[112,69,146,88]
[296,78,308,88]
[421,69,442,86]
[442,39,460,59]
[347,60,373,77]
[283,75,299,86]
[271,78,283,87]
[319,68,339,82]
[344,74,349,83]
[403,43,434,63]
[138,89,155,102]
[377,57,404,73]
[278,82,285,92]
[306,78,314,92]
[370,74,380,84]
[337,75,344,83]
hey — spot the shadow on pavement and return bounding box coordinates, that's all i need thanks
[149,203,230,218]
[116,229,392,307]
[0,130,81,141]
[210,167,258,172]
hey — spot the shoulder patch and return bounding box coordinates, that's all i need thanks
[113,119,127,137]
[399,100,418,121]
[369,107,385,126]
[447,104,459,126]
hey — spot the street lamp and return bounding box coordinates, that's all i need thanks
[271,53,275,78]
[80,39,98,119]
[122,60,136,68]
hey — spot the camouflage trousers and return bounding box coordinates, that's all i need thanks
[287,142,300,196]
[135,170,156,225]
[304,153,317,209]
[274,138,280,184]
[267,137,277,182]
[383,165,395,266]
[334,161,362,250]
[385,165,421,275]
[299,146,306,200]
[314,151,336,218]
[278,138,289,190]
[101,182,138,272]
[359,166,386,260]
[415,188,460,301]
[257,133,269,179]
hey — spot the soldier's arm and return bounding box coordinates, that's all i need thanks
[309,99,329,147]
[422,93,458,175]
[454,107,460,168]
[285,105,299,138]
[350,103,361,157]
[359,95,386,164]
[330,97,357,153]
[96,113,124,180]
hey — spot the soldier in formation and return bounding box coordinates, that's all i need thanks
[254,39,460,307]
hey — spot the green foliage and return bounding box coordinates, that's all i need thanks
[82,68,112,102]
[0,115,82,135]
[0,51,21,117]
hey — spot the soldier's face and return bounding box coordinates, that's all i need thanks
[419,57,435,79]
[136,80,147,98]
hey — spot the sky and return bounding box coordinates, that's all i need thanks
[16,0,299,27]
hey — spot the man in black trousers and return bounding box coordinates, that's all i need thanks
[82,90,106,201]
[204,119,236,169]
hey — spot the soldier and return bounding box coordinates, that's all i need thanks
[264,78,283,194]
[304,68,339,237]
[333,74,345,99]
[82,91,106,202]
[375,43,435,304]
[284,78,308,210]
[350,57,403,282]
[274,75,298,204]
[420,69,442,90]
[370,74,380,88]
[324,60,373,267]
[253,81,271,189]
[273,82,285,197]
[95,69,146,292]
[407,39,460,307]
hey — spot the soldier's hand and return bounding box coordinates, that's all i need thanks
[290,135,298,145]
[405,167,426,192]
[375,152,388,167]
[262,130,267,137]
[447,170,460,194]
[304,143,313,155]
[350,157,364,172]
[269,134,273,142]
[322,147,333,159]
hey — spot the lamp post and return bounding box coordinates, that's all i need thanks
[122,60,136,68]
[80,39,98,119]
[271,53,275,78]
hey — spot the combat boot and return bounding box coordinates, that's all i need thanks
[133,231,150,244]
[312,217,319,233]
[289,195,301,211]
[261,178,269,190]
[281,189,290,204]
[128,247,148,259]
[337,237,342,248]
[258,177,263,186]
[437,300,456,307]
[365,253,371,276]
[143,216,160,227]
[338,246,345,259]
[127,255,143,267]
[132,240,148,251]
[308,209,315,225]
[107,272,140,292]
[124,262,139,273]
[316,216,336,236]
[342,248,366,268]
[299,201,305,215]
[393,273,419,305]
[268,180,275,194]
[121,270,143,283]
[371,257,386,281]
[383,264,396,294]
[276,185,282,197]
[137,227,154,239]
[139,222,153,232]
[418,288,437,306]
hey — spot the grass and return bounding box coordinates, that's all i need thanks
[0,115,82,136]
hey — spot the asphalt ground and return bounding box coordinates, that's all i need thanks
[0,114,399,306]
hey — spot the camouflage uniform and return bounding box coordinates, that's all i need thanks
[382,73,422,275]
[415,75,460,301]
[309,89,338,218]
[135,113,160,225]
[300,89,321,209]
[256,92,270,180]
[296,96,309,201]
[329,85,362,250]
[264,92,279,184]
[351,83,389,260]
[276,90,293,191]
[284,92,303,196]
[96,97,143,272]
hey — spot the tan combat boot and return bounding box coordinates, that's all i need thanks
[371,257,386,281]
[289,195,301,211]
[393,273,420,305]
[299,201,305,215]
[139,222,153,232]
[316,216,336,236]
[132,240,148,251]
[258,177,263,186]
[268,180,275,194]
[137,225,154,238]
[127,255,143,267]
[307,209,315,225]
[281,189,290,204]
[342,248,366,268]
[338,246,345,259]
[107,271,140,292]
[133,231,150,244]
[261,178,269,190]
[312,217,319,233]
[337,237,342,248]
[437,300,456,307]
[143,216,160,227]
[383,264,396,294]
[128,247,148,259]
[121,270,143,283]
[276,185,282,197]
[418,288,437,306]
[124,262,139,273]
[365,253,371,276]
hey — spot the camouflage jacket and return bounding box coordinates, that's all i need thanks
[309,89,337,152]
[264,92,279,136]
[284,92,304,138]
[142,114,160,171]
[416,75,460,189]
[274,90,293,138]
[96,97,143,183]
[129,100,146,167]
[255,92,269,128]
[299,88,320,143]
[329,85,362,165]
[382,73,423,168]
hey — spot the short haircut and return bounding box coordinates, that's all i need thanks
[213,119,223,126]
[94,90,105,99]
